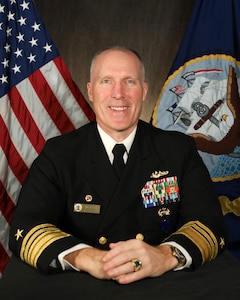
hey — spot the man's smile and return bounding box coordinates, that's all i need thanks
[109,106,128,111]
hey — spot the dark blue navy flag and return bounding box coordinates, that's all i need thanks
[152,0,240,260]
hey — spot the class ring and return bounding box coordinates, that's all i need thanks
[131,259,142,272]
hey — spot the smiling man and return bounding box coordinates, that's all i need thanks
[87,48,148,141]
[9,46,226,284]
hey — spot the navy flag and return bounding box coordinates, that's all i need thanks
[152,0,240,260]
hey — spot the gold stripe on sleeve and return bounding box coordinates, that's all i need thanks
[20,223,71,268]
[172,220,218,263]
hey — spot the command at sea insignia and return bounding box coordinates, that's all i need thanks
[85,195,93,202]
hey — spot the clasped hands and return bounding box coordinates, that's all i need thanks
[64,239,178,284]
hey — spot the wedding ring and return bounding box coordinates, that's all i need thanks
[131,259,142,272]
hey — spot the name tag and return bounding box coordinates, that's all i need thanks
[73,203,101,214]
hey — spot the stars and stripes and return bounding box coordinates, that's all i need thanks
[0,0,95,276]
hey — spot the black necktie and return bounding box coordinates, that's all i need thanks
[112,144,126,178]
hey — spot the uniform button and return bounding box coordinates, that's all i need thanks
[99,236,107,245]
[136,233,144,241]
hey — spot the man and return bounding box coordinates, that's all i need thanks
[9,46,226,284]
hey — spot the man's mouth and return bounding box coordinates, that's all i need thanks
[110,106,128,111]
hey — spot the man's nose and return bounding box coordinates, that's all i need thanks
[112,83,124,99]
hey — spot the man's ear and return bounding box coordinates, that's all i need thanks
[142,82,148,102]
[87,82,93,102]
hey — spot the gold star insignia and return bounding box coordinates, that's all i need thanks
[15,229,24,241]
[219,237,225,249]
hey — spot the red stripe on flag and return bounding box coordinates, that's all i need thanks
[28,69,76,134]
[0,243,10,275]
[54,56,95,121]
[0,181,15,223]
[8,87,46,154]
[0,116,29,185]
[194,68,223,74]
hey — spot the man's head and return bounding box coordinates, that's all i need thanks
[87,46,148,141]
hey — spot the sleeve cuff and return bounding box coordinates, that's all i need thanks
[161,241,192,270]
[58,243,92,271]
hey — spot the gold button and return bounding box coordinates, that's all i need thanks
[136,233,144,241]
[99,236,107,245]
[85,195,93,202]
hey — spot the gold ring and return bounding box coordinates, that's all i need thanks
[131,259,142,272]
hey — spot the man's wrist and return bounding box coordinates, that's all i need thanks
[58,244,92,270]
[161,242,192,270]
[170,246,186,268]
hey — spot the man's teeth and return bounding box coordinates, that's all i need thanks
[111,106,127,111]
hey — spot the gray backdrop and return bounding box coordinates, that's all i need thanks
[34,0,196,122]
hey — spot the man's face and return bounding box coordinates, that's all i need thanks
[87,49,148,140]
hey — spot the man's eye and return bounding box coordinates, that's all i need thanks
[126,79,135,85]
[102,79,111,84]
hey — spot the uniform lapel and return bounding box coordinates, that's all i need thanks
[77,123,119,203]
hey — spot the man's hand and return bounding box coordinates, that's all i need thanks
[64,247,110,280]
[64,240,179,284]
[102,239,178,284]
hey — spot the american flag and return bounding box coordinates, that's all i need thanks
[0,0,95,276]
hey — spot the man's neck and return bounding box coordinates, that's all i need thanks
[96,124,137,142]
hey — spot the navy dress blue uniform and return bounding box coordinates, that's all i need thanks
[9,120,226,273]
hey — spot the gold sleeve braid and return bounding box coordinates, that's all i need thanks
[170,220,218,264]
[20,223,71,268]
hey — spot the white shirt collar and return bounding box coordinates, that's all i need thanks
[97,124,137,163]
